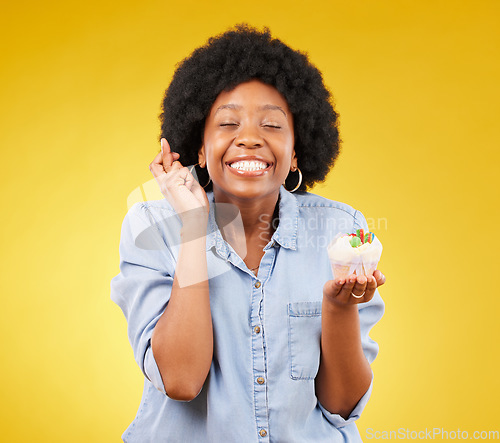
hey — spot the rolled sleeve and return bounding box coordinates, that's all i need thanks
[144,346,167,394]
[110,202,178,394]
[318,373,374,427]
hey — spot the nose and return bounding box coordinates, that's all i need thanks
[234,124,263,148]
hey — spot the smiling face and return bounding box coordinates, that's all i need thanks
[198,80,297,204]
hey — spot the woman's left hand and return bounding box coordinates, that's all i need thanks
[323,270,386,307]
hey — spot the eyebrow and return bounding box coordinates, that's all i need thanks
[259,104,287,116]
[215,103,287,117]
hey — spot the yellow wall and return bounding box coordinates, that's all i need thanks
[1,0,498,441]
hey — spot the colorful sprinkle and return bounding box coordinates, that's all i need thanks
[356,228,364,243]
[346,229,377,247]
[350,236,361,247]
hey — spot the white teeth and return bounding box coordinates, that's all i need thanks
[229,160,269,171]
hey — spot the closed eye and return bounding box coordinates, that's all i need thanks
[220,123,238,127]
[263,124,281,129]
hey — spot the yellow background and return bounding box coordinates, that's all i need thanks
[1,0,498,441]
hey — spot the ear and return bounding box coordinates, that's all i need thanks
[290,148,298,171]
[198,145,206,168]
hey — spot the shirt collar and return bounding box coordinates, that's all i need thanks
[205,185,299,255]
[272,185,299,250]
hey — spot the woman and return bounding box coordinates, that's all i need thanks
[111,24,385,442]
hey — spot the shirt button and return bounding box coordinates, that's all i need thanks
[256,377,265,385]
[259,429,267,437]
[254,326,261,334]
[254,281,261,288]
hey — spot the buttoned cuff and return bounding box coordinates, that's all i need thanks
[144,345,167,395]
[317,374,373,428]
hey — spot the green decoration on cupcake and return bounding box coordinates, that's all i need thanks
[349,228,375,247]
[350,236,361,247]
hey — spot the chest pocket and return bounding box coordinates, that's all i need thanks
[287,301,322,380]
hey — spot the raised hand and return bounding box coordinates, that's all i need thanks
[149,138,209,225]
[323,269,386,307]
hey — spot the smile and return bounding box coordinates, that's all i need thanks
[229,160,269,171]
[226,159,273,176]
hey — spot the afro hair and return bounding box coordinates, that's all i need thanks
[158,24,341,192]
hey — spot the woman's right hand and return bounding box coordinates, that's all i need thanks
[149,138,210,225]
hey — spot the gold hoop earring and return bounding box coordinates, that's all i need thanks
[190,163,212,188]
[201,176,211,188]
[283,167,302,193]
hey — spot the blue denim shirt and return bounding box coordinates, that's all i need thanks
[110,185,384,442]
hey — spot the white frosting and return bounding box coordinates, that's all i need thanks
[327,233,383,277]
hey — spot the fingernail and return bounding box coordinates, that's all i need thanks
[160,140,163,155]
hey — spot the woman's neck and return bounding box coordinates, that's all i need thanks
[213,189,280,248]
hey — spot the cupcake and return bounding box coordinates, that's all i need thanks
[327,229,383,279]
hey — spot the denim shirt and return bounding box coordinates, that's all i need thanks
[110,185,385,443]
